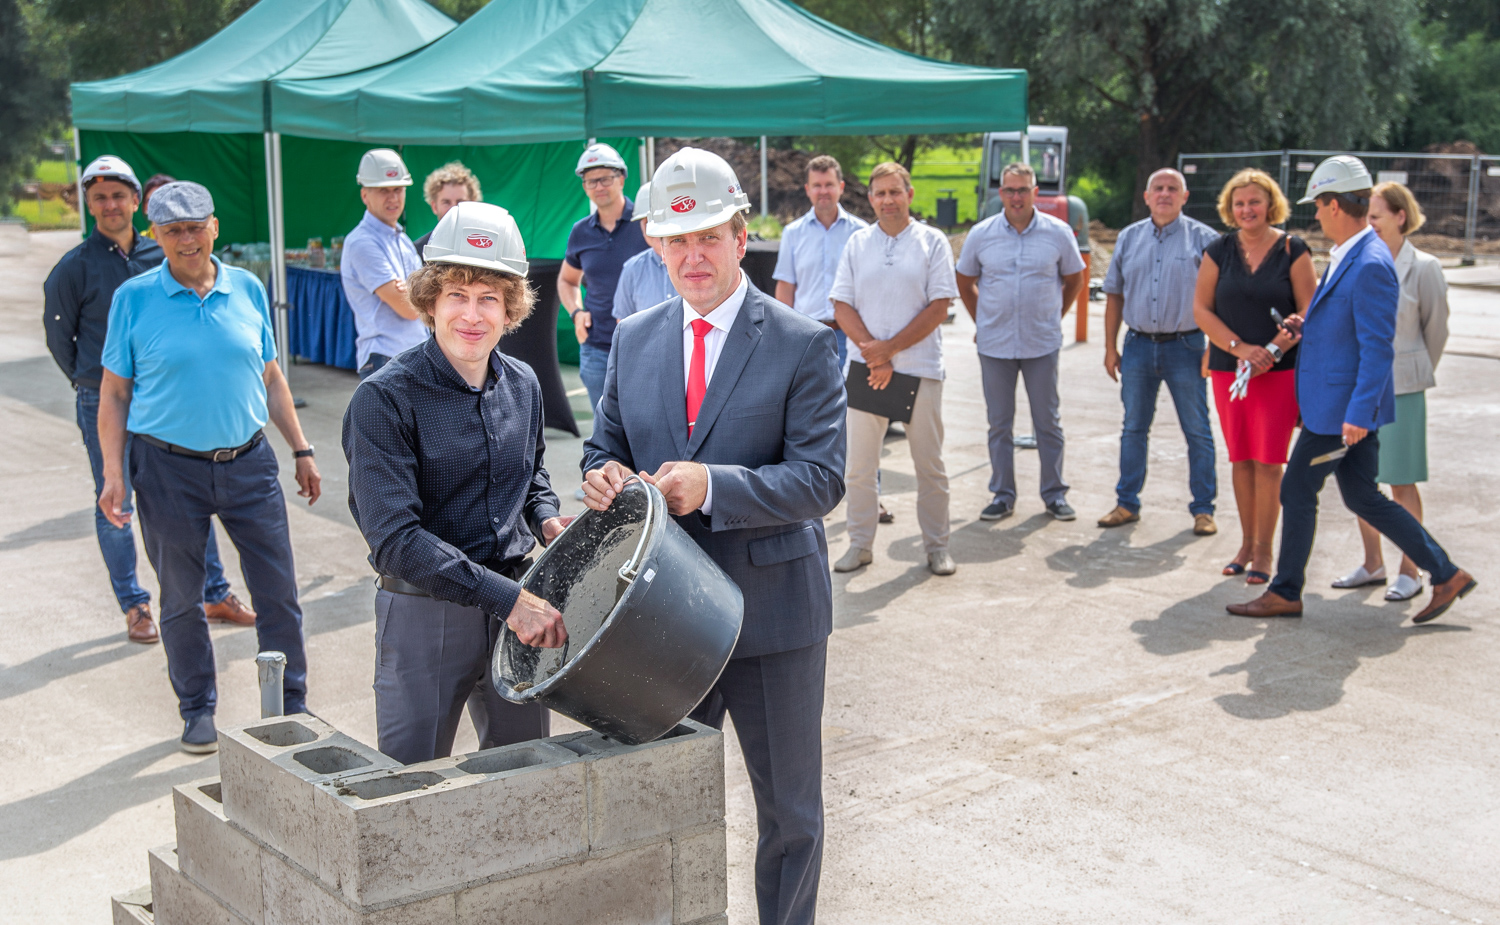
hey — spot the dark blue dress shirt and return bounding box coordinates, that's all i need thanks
[44,228,163,388]
[564,196,648,350]
[342,337,561,619]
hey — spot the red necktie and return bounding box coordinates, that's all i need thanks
[686,318,712,436]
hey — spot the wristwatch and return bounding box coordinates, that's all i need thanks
[1266,343,1284,362]
[293,445,315,459]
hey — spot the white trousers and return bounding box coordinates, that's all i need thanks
[845,377,949,553]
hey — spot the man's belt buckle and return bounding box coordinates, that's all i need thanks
[212,447,235,463]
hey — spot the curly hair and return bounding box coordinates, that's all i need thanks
[1217,169,1289,227]
[405,263,535,330]
[422,162,482,209]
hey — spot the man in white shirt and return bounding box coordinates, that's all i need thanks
[774,155,868,365]
[340,149,427,379]
[831,162,960,576]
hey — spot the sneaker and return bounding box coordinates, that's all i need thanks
[181,714,218,755]
[927,550,957,576]
[1046,501,1077,521]
[833,547,872,572]
[979,500,1013,521]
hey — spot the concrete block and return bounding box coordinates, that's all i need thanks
[148,844,239,925]
[174,777,263,923]
[681,916,727,925]
[555,721,724,850]
[260,848,455,925]
[454,841,672,925]
[111,884,152,925]
[671,824,727,923]
[316,741,587,906]
[219,714,396,873]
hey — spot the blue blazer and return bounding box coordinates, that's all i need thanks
[582,283,848,659]
[1296,230,1400,436]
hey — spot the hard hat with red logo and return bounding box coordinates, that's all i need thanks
[575,142,628,178]
[421,201,528,277]
[630,184,652,222]
[645,147,751,237]
[81,155,142,196]
[356,148,412,188]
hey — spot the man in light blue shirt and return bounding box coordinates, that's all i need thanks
[774,155,868,365]
[612,186,678,321]
[341,148,427,379]
[1098,168,1220,533]
[956,162,1086,522]
[98,182,322,754]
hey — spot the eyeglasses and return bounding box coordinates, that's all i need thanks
[999,186,1033,197]
[582,174,620,190]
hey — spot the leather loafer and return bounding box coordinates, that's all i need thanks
[1226,590,1303,618]
[927,549,957,576]
[205,592,257,626]
[126,603,159,644]
[1097,505,1140,528]
[1412,569,1477,624]
[1193,514,1217,536]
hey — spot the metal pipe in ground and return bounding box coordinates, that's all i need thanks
[257,651,287,718]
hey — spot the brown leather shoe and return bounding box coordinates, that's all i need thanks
[126,603,159,644]
[1412,569,1477,624]
[1097,505,1140,528]
[1194,513,1218,536]
[1226,590,1302,618]
[205,592,257,626]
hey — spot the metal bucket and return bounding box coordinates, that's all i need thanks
[493,479,743,744]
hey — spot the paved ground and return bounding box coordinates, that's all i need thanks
[1,225,1496,923]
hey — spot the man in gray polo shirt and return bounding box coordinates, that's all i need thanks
[956,162,1086,522]
[1098,168,1220,534]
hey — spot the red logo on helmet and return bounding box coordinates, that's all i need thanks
[587,156,599,163]
[671,196,696,213]
[466,234,494,249]
[385,169,399,178]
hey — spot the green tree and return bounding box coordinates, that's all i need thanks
[45,0,257,81]
[1399,25,1500,151]
[0,0,68,216]
[427,0,490,21]
[936,0,1423,219]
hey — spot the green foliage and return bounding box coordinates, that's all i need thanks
[426,0,490,21]
[1068,168,1133,230]
[0,0,68,216]
[747,213,784,240]
[1398,23,1500,151]
[45,0,257,81]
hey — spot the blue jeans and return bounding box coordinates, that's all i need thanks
[578,341,610,417]
[1116,331,1216,515]
[358,352,392,380]
[130,437,307,719]
[1271,429,1458,601]
[833,328,848,368]
[75,386,230,612]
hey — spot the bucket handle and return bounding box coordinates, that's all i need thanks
[616,475,655,587]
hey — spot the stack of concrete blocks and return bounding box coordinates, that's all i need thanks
[110,713,728,925]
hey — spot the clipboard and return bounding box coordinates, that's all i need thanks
[845,361,920,423]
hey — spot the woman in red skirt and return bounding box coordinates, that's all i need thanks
[1194,169,1316,583]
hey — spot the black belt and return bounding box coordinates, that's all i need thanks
[136,430,263,462]
[1132,329,1199,343]
[378,557,533,598]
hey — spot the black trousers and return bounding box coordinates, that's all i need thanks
[691,640,827,925]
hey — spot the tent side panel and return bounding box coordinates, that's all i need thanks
[278,136,379,247]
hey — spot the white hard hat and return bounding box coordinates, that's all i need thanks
[81,155,141,196]
[576,143,627,177]
[1298,155,1373,204]
[630,184,651,222]
[422,201,528,277]
[645,147,751,237]
[357,148,412,188]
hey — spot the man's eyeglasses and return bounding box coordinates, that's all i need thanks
[582,174,620,190]
[999,186,1034,197]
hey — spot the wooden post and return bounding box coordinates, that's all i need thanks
[1075,252,1090,342]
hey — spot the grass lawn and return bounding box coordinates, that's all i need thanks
[36,159,74,185]
[12,197,79,230]
[859,145,982,227]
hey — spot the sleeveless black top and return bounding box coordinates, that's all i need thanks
[1204,231,1309,373]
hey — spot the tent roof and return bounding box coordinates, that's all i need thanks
[269,0,1027,143]
[70,0,456,134]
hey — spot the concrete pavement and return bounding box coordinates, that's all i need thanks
[1,225,1495,923]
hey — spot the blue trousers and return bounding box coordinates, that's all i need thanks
[1115,331,1216,515]
[129,437,307,719]
[1271,429,1459,601]
[578,342,610,418]
[76,386,229,611]
[357,352,392,380]
[691,640,826,925]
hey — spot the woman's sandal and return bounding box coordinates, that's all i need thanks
[1222,562,1247,576]
[1246,570,1271,585]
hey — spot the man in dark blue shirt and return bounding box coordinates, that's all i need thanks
[43,155,250,645]
[558,143,648,418]
[343,202,569,763]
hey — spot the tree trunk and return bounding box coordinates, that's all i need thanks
[1132,114,1169,222]
[898,135,919,173]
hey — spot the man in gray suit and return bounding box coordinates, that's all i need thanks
[582,148,846,925]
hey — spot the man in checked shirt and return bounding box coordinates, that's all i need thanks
[343,202,569,763]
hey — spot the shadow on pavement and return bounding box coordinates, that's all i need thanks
[1132,584,1471,718]
[0,739,214,861]
[0,633,144,704]
[1045,523,1198,588]
[0,508,94,552]
[834,563,932,630]
[0,356,75,422]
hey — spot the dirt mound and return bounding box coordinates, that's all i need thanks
[653,138,876,225]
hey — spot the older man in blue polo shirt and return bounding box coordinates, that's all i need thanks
[98,182,322,754]
[341,149,427,379]
[774,155,868,366]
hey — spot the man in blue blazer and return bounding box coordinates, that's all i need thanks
[582,148,846,925]
[1230,156,1475,623]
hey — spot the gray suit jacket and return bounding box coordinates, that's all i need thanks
[582,282,847,659]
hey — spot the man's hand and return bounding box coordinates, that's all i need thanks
[99,475,130,528]
[573,310,591,345]
[641,461,708,516]
[507,590,567,648]
[582,460,633,511]
[1104,346,1121,382]
[1342,423,1369,446]
[860,339,896,369]
[294,456,321,505]
[867,362,894,390]
[541,515,574,544]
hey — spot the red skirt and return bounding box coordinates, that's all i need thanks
[1212,369,1299,464]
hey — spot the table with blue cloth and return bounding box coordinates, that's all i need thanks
[284,262,579,435]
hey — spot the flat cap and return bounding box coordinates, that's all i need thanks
[146,181,214,225]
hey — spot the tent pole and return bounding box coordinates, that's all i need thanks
[759,136,768,218]
[647,137,655,177]
[638,138,648,181]
[1019,129,1029,171]
[73,128,85,236]
[265,131,292,389]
